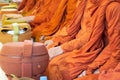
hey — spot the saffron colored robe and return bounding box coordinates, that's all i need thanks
[21,0,36,14]
[47,0,81,47]
[31,0,62,27]
[32,0,69,41]
[86,1,120,75]
[98,63,120,80]
[25,0,45,16]
[43,0,79,44]
[75,63,120,80]
[46,0,119,80]
[50,0,120,46]
[17,0,27,11]
[75,74,99,80]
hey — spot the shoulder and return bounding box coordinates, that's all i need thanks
[105,2,120,22]
[106,2,120,11]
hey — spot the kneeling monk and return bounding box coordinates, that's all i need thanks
[46,0,120,80]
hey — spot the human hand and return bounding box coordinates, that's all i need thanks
[44,40,53,46]
[48,46,63,60]
[19,16,35,23]
[45,40,59,49]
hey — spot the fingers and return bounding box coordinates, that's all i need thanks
[48,46,63,60]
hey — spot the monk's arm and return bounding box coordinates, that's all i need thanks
[99,2,120,71]
[87,2,120,74]
[60,37,88,52]
[32,0,51,24]
[105,2,120,50]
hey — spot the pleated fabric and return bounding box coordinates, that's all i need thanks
[46,0,118,80]
[32,0,69,41]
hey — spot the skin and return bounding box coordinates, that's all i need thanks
[46,0,120,80]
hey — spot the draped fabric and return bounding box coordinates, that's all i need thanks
[47,0,87,49]
[31,0,62,27]
[47,0,79,47]
[32,0,69,41]
[116,0,120,2]
[47,0,88,49]
[46,0,116,80]
[51,0,120,46]
[21,0,36,14]
[98,63,120,80]
[75,63,120,80]
[25,0,46,16]
[18,0,28,11]
[87,1,120,74]
[75,74,99,80]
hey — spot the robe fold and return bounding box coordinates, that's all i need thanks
[47,0,79,47]
[74,74,99,80]
[32,0,69,41]
[46,0,118,80]
[25,0,45,16]
[87,1,120,74]
[50,0,84,45]
[75,63,120,80]
[98,63,120,80]
[31,0,61,27]
[21,0,36,14]
[17,0,27,11]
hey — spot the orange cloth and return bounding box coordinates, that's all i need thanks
[46,0,119,80]
[25,0,45,16]
[75,74,99,80]
[99,63,120,80]
[74,63,120,80]
[87,1,120,75]
[48,0,79,46]
[31,0,61,26]
[21,0,36,14]
[18,0,27,11]
[32,0,69,41]
[46,0,79,47]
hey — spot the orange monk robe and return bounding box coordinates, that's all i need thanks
[21,0,36,14]
[47,0,87,48]
[18,0,28,11]
[25,0,45,16]
[32,0,69,41]
[44,0,79,41]
[116,0,120,2]
[75,38,120,80]
[51,0,120,46]
[42,0,79,45]
[30,0,62,27]
[86,1,120,75]
[99,63,120,80]
[75,63,120,80]
[74,74,99,80]
[48,0,80,46]
[55,0,79,32]
[46,0,118,80]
